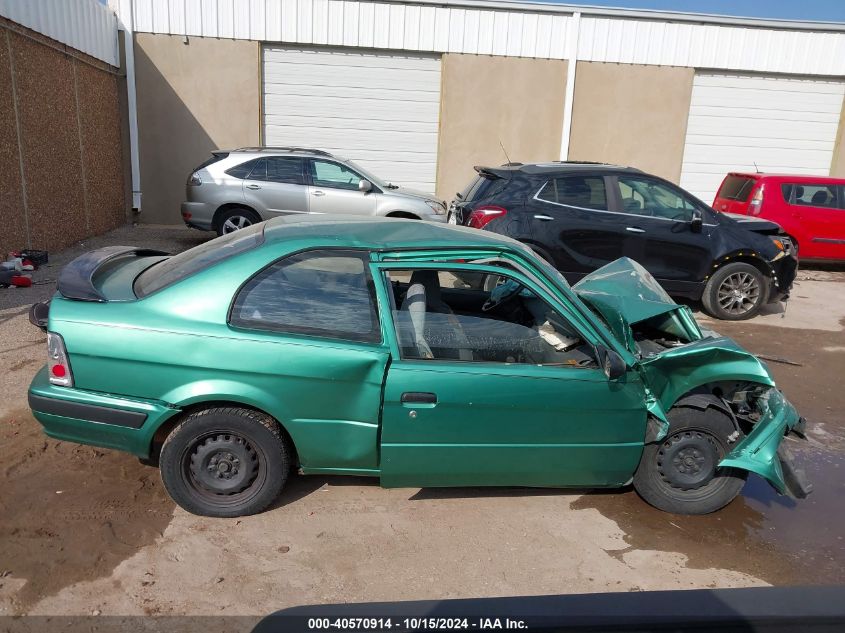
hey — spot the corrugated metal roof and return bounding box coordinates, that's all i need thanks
[0,0,119,66]
[109,0,845,76]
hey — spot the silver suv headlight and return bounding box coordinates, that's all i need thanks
[425,200,447,215]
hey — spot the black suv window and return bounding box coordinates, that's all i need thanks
[617,176,697,221]
[536,176,607,210]
[458,174,507,202]
[230,249,380,343]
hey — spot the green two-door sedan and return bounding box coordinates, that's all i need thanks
[28,217,811,517]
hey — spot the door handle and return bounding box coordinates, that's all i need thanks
[534,214,554,221]
[401,392,437,405]
[246,184,261,190]
[625,227,646,233]
[312,190,325,197]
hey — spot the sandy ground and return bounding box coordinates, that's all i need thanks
[0,225,842,620]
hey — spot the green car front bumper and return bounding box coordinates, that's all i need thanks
[28,366,180,459]
[719,389,812,499]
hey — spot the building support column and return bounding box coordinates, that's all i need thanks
[559,11,580,161]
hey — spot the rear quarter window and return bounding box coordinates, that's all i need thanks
[134,224,265,297]
[717,176,756,201]
[230,249,380,343]
[459,175,506,202]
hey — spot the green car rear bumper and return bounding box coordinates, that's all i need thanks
[28,366,180,459]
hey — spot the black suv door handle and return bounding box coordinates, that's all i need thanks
[401,392,438,404]
[625,226,646,234]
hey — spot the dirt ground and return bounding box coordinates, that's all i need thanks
[0,225,843,620]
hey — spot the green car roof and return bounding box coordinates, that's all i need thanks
[261,215,524,251]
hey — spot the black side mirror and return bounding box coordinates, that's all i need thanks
[598,347,627,381]
[690,210,703,233]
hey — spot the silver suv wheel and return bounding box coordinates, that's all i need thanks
[222,214,253,234]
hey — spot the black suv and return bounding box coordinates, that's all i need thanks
[448,163,798,320]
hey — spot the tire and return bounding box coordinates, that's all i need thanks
[160,407,290,517]
[633,402,746,515]
[701,262,768,320]
[216,207,261,236]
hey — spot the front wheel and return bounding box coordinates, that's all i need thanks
[701,262,767,320]
[633,403,746,515]
[160,407,290,517]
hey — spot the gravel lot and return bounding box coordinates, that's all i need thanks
[1,224,842,621]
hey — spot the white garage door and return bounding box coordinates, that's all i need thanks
[262,46,441,193]
[680,72,845,202]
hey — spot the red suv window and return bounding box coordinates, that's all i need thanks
[781,183,844,210]
[717,176,756,201]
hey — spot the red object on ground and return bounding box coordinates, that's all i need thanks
[10,275,32,287]
[712,172,845,261]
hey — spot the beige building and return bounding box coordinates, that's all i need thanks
[110,1,845,224]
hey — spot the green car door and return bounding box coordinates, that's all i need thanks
[374,263,649,489]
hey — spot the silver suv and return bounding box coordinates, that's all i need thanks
[181,147,447,235]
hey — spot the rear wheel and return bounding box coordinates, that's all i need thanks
[633,402,746,515]
[702,262,767,320]
[160,407,290,517]
[217,207,260,236]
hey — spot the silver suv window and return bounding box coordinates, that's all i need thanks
[309,160,364,191]
[227,157,305,184]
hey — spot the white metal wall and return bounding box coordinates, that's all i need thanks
[0,0,119,66]
[680,73,845,202]
[110,0,845,76]
[263,46,441,192]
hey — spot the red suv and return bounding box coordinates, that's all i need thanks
[713,173,845,261]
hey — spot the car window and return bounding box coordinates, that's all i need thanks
[225,158,261,179]
[781,183,841,209]
[617,176,697,221]
[265,157,305,184]
[310,160,362,191]
[230,250,380,343]
[717,176,756,201]
[385,269,595,367]
[536,176,607,211]
[134,223,265,297]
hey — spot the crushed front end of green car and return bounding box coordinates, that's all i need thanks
[27,217,812,517]
[574,257,812,500]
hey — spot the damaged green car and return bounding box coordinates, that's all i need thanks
[28,217,812,517]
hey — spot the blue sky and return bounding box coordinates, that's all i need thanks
[537,0,845,22]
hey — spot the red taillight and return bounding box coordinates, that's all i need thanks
[749,186,764,216]
[467,206,508,229]
[182,212,192,220]
[47,332,73,387]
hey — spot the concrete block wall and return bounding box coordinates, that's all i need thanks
[0,17,127,257]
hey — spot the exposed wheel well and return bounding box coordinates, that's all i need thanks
[147,401,298,468]
[385,211,421,220]
[212,204,260,232]
[708,254,772,282]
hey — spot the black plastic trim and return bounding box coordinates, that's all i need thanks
[57,246,169,302]
[28,393,148,429]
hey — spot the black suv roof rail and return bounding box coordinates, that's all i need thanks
[234,147,334,157]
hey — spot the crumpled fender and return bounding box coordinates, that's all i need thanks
[638,336,775,439]
[719,389,800,494]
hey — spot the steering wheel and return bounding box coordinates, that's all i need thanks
[482,279,523,312]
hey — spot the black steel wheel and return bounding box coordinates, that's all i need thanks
[160,407,290,517]
[633,400,746,515]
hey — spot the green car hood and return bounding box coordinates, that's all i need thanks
[572,257,704,353]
